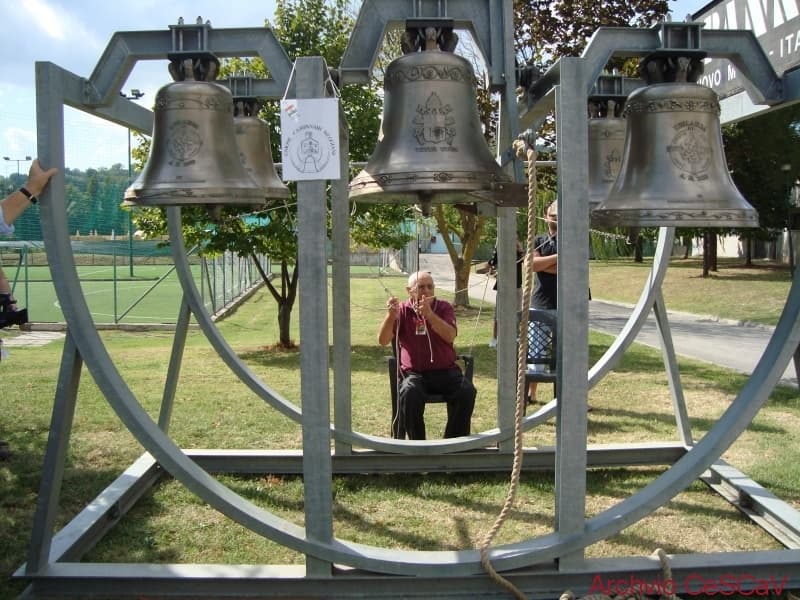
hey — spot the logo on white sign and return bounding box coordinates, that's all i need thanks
[280,98,340,181]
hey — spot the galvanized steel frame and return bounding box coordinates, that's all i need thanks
[15,3,800,597]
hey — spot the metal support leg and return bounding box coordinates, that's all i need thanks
[554,57,590,569]
[294,56,334,577]
[652,290,694,445]
[158,297,192,432]
[332,101,353,456]
[26,330,83,573]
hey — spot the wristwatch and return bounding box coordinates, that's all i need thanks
[19,187,37,204]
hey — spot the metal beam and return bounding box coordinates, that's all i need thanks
[339,0,511,90]
[20,551,800,599]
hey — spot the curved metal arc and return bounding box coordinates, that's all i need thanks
[41,189,800,576]
[588,227,675,386]
[36,195,320,563]
[165,209,302,423]
[165,207,558,453]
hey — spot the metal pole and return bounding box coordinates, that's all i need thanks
[121,89,144,277]
[781,163,794,279]
[127,128,134,277]
[294,56,334,577]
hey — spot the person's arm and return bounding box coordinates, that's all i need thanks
[378,296,400,346]
[0,159,58,226]
[533,252,558,274]
[0,266,12,296]
[419,297,457,345]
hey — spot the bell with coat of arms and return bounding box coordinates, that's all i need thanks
[349,23,524,208]
[592,53,758,228]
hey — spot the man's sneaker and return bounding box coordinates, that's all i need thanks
[488,338,497,348]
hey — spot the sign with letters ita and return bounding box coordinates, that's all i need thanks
[279,98,341,181]
[694,0,800,99]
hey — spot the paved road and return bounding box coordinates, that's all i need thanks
[419,253,799,390]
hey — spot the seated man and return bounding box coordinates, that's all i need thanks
[378,271,476,440]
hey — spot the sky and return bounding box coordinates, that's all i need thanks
[0,0,704,175]
[0,0,278,175]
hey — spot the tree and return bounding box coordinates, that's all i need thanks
[514,0,670,66]
[132,0,383,347]
[723,103,800,267]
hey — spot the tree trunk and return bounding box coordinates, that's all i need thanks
[254,254,298,348]
[701,231,718,275]
[453,257,471,307]
[278,301,293,347]
[744,236,753,266]
[682,235,691,259]
[433,205,485,308]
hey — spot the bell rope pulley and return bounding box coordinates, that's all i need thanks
[124,54,267,208]
[591,51,758,229]
[348,21,525,211]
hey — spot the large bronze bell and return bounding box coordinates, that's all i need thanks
[592,55,758,228]
[349,26,524,208]
[233,100,289,202]
[124,58,266,207]
[588,99,626,214]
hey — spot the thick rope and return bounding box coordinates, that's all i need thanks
[478,138,538,600]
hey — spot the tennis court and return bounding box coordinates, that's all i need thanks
[1,241,268,325]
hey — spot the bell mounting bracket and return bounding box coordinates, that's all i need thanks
[402,18,458,53]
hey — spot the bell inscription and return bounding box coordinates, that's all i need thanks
[667,121,712,181]
[413,92,456,147]
[167,120,203,167]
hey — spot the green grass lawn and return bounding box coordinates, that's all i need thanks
[589,256,793,325]
[0,263,798,598]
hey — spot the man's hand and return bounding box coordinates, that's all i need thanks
[25,159,58,197]
[386,296,400,318]
[416,294,435,318]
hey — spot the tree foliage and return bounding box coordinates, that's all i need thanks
[514,0,670,67]
[723,103,800,255]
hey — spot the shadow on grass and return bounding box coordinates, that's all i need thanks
[239,343,501,380]
[0,437,172,597]
[666,257,792,278]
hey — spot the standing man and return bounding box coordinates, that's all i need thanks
[528,201,557,404]
[0,158,58,460]
[378,271,476,439]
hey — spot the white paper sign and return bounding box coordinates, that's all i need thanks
[279,98,341,181]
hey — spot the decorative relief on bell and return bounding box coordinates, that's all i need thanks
[666,120,712,181]
[165,120,203,168]
[389,63,474,85]
[413,92,456,147]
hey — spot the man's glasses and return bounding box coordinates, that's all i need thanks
[415,283,435,290]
